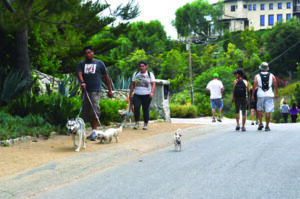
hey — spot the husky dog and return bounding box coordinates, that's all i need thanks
[97,125,122,144]
[66,117,86,152]
[174,129,182,151]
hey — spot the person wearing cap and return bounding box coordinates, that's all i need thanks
[252,62,278,131]
[206,73,224,122]
[232,69,250,131]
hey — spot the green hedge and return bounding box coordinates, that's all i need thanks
[170,104,197,118]
[0,112,60,143]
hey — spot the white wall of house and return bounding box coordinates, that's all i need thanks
[223,0,294,31]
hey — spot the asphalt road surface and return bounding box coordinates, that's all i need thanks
[30,123,300,199]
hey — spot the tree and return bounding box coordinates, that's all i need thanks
[0,0,139,86]
[263,18,300,75]
[110,20,168,59]
[174,0,223,37]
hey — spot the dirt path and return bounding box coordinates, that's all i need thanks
[0,122,200,178]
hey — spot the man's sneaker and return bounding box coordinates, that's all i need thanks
[142,125,148,130]
[256,121,259,125]
[236,125,240,131]
[88,130,97,141]
[241,127,246,132]
[133,123,140,130]
[265,126,271,132]
[258,123,264,131]
[217,116,222,122]
[251,121,254,125]
[212,118,216,122]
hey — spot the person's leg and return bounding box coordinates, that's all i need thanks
[256,97,264,130]
[235,100,240,130]
[133,94,142,128]
[265,113,271,127]
[282,113,288,123]
[265,97,274,129]
[141,95,152,129]
[211,99,217,122]
[251,109,255,122]
[217,99,223,122]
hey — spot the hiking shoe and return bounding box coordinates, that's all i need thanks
[88,131,97,141]
[251,121,254,125]
[258,123,264,131]
[133,123,140,130]
[212,118,216,122]
[142,125,148,130]
[217,117,222,122]
[236,125,240,131]
[241,127,246,132]
[265,126,271,132]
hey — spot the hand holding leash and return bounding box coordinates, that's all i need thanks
[107,90,113,98]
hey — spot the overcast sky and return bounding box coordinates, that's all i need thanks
[101,0,218,39]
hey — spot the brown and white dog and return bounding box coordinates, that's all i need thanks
[174,129,182,152]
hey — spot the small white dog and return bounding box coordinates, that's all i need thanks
[97,125,122,144]
[174,129,182,151]
[66,117,86,152]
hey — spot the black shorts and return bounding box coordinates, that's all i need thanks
[250,101,257,110]
[235,98,248,116]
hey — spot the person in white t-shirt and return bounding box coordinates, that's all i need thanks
[252,62,278,132]
[206,73,224,122]
[129,61,156,130]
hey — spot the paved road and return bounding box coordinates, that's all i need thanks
[30,123,300,199]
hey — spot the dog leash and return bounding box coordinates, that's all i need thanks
[84,89,104,130]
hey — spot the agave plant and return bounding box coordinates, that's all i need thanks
[0,70,27,105]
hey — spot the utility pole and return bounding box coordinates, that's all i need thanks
[186,42,194,104]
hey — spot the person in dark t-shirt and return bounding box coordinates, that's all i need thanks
[77,46,113,141]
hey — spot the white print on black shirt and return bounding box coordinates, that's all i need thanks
[84,64,96,74]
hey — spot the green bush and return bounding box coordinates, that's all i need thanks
[99,99,127,125]
[170,104,197,118]
[0,112,57,141]
[170,92,191,105]
[194,93,211,116]
[133,108,159,121]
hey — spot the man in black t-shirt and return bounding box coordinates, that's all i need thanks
[77,46,113,141]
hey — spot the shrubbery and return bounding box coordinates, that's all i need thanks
[0,112,60,142]
[170,104,197,118]
[99,99,127,125]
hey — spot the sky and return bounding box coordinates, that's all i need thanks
[101,0,218,39]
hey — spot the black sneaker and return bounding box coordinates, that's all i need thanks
[265,126,271,132]
[258,123,264,131]
[212,118,216,122]
[251,121,254,125]
[217,116,222,122]
[236,125,240,131]
[241,127,246,132]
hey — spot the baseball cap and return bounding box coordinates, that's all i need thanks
[233,69,245,75]
[213,73,219,78]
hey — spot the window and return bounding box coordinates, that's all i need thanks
[248,4,252,10]
[287,14,291,21]
[231,5,236,12]
[278,3,282,9]
[253,4,257,10]
[261,4,265,10]
[287,2,291,9]
[269,3,273,10]
[243,4,247,9]
[260,15,265,26]
[269,15,274,25]
[277,14,283,22]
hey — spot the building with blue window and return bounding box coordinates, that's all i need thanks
[218,0,300,32]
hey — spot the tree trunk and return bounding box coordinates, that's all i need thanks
[14,29,32,88]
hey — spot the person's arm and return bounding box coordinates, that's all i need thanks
[77,72,86,90]
[104,74,113,98]
[272,75,278,99]
[129,82,135,99]
[150,82,156,98]
[232,80,237,103]
[252,77,258,102]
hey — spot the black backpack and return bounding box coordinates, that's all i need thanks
[234,79,247,98]
[259,72,270,91]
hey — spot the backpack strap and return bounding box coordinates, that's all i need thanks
[135,71,151,80]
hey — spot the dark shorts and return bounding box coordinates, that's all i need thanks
[82,92,101,123]
[250,101,257,110]
[235,98,248,116]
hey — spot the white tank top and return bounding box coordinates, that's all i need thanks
[256,72,274,98]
